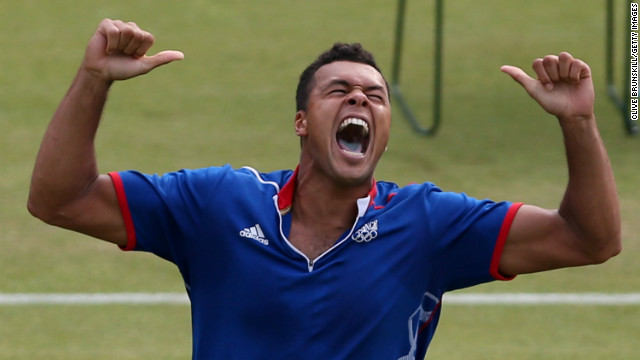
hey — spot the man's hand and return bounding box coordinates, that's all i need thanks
[498,53,621,276]
[82,18,184,82]
[501,52,594,121]
[28,19,185,246]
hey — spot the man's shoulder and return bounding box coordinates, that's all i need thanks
[374,180,442,197]
[236,166,295,188]
[121,165,294,193]
[167,165,293,183]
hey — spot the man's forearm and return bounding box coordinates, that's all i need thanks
[558,115,621,260]
[28,69,112,219]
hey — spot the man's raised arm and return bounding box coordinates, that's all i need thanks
[498,52,621,276]
[27,19,183,246]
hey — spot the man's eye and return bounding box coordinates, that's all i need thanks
[330,89,347,94]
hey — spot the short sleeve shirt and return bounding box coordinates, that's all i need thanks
[109,165,522,360]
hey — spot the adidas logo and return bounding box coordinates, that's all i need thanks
[352,219,379,243]
[239,224,269,245]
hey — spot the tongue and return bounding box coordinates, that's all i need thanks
[338,138,363,153]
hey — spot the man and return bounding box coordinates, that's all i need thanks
[28,19,621,359]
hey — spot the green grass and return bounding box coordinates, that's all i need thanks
[429,305,640,359]
[0,306,191,359]
[1,0,638,359]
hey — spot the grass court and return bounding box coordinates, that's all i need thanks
[0,1,638,358]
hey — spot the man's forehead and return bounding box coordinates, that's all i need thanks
[314,61,386,87]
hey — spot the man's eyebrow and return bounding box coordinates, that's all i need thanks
[322,79,350,90]
[323,79,386,92]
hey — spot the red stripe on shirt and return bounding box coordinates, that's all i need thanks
[108,172,137,251]
[418,300,442,335]
[489,202,524,281]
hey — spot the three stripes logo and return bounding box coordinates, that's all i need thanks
[239,224,269,245]
[352,219,378,243]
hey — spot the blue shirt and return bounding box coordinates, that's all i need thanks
[110,165,521,360]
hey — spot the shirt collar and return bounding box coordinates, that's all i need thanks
[276,165,378,216]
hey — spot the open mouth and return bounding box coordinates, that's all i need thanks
[336,117,370,156]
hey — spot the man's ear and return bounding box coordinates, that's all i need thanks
[294,110,308,136]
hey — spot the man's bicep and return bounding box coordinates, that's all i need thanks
[499,204,588,276]
[59,174,129,247]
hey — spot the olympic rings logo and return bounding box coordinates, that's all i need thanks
[352,220,379,243]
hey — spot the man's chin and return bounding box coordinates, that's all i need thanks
[333,169,374,188]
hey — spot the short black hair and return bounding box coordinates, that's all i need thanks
[295,42,388,111]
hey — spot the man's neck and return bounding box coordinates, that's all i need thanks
[293,165,372,221]
[287,168,373,260]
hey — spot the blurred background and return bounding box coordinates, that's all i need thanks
[0,0,637,358]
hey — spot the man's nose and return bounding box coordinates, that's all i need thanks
[346,90,368,107]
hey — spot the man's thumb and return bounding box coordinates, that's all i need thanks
[500,65,542,94]
[143,50,185,71]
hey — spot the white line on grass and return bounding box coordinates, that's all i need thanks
[0,293,189,305]
[443,292,640,305]
[0,293,639,306]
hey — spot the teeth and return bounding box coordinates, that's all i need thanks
[339,118,369,135]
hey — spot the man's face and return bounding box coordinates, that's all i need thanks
[295,61,391,186]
